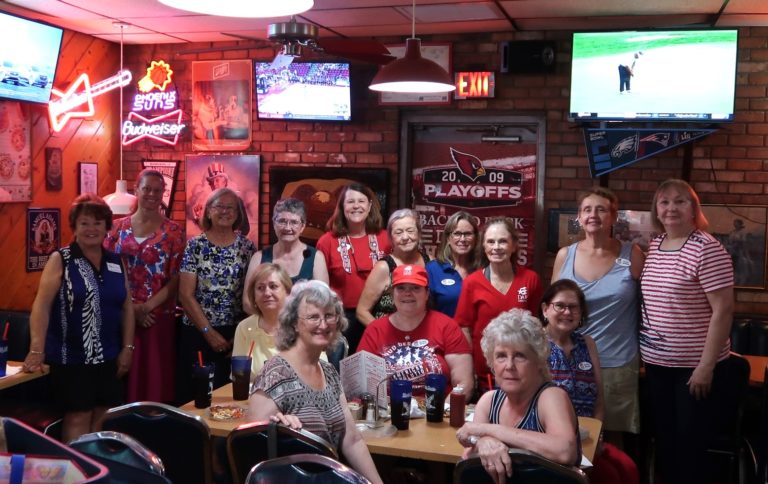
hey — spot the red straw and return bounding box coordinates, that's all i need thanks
[487,373,493,391]
[247,340,255,360]
[197,350,204,367]
[2,321,8,341]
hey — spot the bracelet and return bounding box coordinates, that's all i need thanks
[201,326,210,334]
[29,350,43,355]
[124,344,135,351]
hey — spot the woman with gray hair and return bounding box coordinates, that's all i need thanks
[455,308,580,484]
[249,280,383,484]
[356,208,430,327]
[243,197,328,314]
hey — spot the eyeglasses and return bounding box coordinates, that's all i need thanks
[451,231,475,239]
[549,302,582,313]
[275,218,303,228]
[211,205,236,213]
[300,313,339,326]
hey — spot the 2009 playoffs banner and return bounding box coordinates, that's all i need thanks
[584,128,718,177]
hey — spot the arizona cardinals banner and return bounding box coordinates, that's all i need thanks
[412,141,538,267]
[584,128,717,177]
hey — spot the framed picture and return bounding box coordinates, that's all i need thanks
[378,43,452,106]
[547,208,580,253]
[45,147,63,191]
[185,154,260,246]
[614,210,657,253]
[191,60,252,152]
[78,162,98,195]
[0,100,32,202]
[268,167,390,244]
[26,208,60,272]
[141,159,180,217]
[702,204,767,289]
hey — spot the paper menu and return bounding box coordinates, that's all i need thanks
[340,350,388,409]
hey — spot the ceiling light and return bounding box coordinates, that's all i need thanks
[158,0,313,18]
[369,0,455,93]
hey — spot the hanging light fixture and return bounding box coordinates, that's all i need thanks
[103,22,137,216]
[369,0,455,94]
[158,0,313,18]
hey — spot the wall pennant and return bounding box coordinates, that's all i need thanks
[583,128,718,177]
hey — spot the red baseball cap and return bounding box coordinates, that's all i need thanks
[392,264,428,287]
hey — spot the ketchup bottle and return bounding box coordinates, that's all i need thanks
[449,385,466,428]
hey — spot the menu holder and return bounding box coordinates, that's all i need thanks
[340,351,387,410]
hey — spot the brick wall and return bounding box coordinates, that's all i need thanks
[122,27,768,314]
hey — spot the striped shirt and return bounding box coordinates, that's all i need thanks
[639,230,733,367]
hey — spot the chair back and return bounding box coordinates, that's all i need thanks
[102,401,211,484]
[709,353,750,448]
[757,366,768,483]
[453,448,588,484]
[69,431,166,476]
[245,453,370,484]
[227,420,337,484]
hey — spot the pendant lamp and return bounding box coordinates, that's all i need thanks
[158,0,313,18]
[103,22,137,216]
[369,0,455,94]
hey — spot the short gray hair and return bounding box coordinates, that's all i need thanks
[480,308,550,381]
[273,198,306,223]
[275,280,348,351]
[386,208,421,239]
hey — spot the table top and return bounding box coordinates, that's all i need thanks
[744,354,768,387]
[0,361,49,391]
[180,384,601,463]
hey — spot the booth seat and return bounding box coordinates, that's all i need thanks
[731,314,768,356]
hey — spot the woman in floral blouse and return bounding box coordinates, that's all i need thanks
[178,188,255,401]
[105,169,184,403]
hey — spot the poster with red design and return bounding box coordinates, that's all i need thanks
[411,141,538,268]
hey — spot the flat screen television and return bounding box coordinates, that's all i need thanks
[255,62,351,121]
[569,30,738,122]
[0,11,63,105]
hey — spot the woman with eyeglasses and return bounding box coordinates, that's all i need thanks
[426,211,480,318]
[356,209,430,329]
[104,169,184,403]
[249,280,383,484]
[178,188,255,401]
[316,183,390,354]
[454,217,543,394]
[243,198,328,315]
[551,187,644,441]
[358,264,473,398]
[640,179,734,484]
[541,279,639,484]
[455,309,580,484]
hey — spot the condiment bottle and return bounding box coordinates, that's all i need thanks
[449,385,466,428]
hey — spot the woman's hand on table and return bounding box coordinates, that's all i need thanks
[476,436,512,484]
[204,327,232,354]
[22,351,45,373]
[688,364,714,400]
[270,412,302,430]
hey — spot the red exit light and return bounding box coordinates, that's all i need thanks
[454,71,495,99]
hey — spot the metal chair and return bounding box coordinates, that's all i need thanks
[453,448,589,484]
[756,366,768,484]
[245,453,370,484]
[69,431,165,474]
[227,420,337,484]
[102,401,212,484]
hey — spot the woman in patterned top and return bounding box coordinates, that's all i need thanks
[104,169,184,403]
[249,280,383,484]
[178,188,255,401]
[24,194,135,442]
[455,309,579,484]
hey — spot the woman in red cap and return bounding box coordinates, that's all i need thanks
[357,264,473,399]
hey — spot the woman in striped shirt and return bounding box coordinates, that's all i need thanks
[640,179,734,484]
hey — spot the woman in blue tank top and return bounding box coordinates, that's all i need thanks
[455,309,581,482]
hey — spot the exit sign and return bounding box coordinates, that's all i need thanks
[454,71,495,99]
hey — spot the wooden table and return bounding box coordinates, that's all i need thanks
[0,361,49,390]
[744,354,768,387]
[180,384,601,463]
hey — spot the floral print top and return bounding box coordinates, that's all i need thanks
[180,233,255,327]
[104,217,184,316]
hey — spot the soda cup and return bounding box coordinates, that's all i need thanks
[390,380,412,431]
[193,363,214,409]
[425,374,447,423]
[231,356,252,401]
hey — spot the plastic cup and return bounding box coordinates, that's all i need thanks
[193,363,214,409]
[389,379,412,431]
[0,340,7,378]
[231,356,252,401]
[425,374,447,423]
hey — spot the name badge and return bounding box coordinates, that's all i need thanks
[615,258,631,267]
[578,361,593,371]
[107,262,122,273]
[441,278,456,286]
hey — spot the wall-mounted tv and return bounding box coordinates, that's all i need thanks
[255,62,351,122]
[569,30,738,123]
[0,11,63,105]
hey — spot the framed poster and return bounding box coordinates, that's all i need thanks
[378,43,452,106]
[45,147,63,191]
[0,101,32,202]
[614,210,657,253]
[702,204,767,289]
[185,154,260,246]
[191,60,252,152]
[78,162,98,195]
[268,167,390,244]
[547,208,580,253]
[141,159,179,217]
[27,208,60,272]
